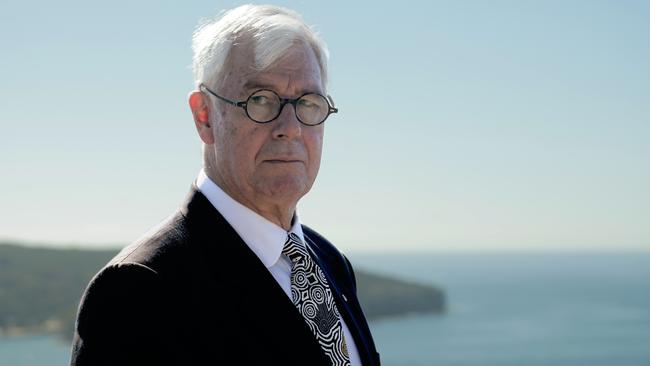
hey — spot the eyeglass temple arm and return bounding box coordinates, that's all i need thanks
[200,84,246,107]
[327,95,338,113]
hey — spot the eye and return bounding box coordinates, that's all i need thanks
[299,94,327,109]
[298,98,316,107]
[249,95,270,105]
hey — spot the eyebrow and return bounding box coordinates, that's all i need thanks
[242,79,324,96]
[243,80,275,91]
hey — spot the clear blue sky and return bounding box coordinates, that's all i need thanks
[1,0,648,251]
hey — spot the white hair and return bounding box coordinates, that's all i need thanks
[192,4,329,92]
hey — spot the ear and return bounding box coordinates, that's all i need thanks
[189,91,215,145]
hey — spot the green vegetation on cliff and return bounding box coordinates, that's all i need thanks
[0,242,445,338]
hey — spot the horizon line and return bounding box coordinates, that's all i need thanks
[1,238,648,254]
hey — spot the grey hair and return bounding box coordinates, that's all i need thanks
[191,4,329,92]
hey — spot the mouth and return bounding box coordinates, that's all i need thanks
[263,159,303,164]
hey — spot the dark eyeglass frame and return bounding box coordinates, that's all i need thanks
[199,83,338,126]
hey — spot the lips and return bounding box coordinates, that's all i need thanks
[263,159,302,164]
[261,154,305,164]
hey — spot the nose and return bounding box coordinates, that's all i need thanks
[272,103,302,140]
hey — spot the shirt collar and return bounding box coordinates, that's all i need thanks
[196,169,305,268]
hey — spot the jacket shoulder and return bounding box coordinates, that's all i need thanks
[71,260,178,365]
[301,224,340,257]
[301,224,357,289]
[107,211,191,274]
[71,211,194,365]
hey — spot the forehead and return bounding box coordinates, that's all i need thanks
[224,41,324,97]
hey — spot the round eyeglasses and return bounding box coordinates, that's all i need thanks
[199,84,338,126]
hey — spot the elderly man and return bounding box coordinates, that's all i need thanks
[70,5,379,366]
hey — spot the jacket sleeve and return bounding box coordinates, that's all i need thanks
[70,262,177,366]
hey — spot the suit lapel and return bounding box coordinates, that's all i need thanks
[180,187,331,365]
[305,233,379,366]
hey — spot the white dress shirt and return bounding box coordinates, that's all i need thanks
[196,169,361,366]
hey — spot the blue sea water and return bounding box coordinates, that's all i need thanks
[0,334,70,365]
[1,251,649,365]
[353,251,650,366]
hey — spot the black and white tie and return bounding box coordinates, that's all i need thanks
[283,232,351,366]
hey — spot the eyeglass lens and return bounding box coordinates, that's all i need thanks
[246,90,329,125]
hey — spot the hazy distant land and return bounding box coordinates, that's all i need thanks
[0,242,445,340]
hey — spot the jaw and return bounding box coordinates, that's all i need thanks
[250,164,312,205]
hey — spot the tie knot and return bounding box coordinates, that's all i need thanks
[282,232,309,263]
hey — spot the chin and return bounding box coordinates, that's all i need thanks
[257,175,311,201]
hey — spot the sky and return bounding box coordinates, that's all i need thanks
[1,0,648,252]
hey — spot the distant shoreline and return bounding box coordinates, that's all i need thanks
[0,242,446,342]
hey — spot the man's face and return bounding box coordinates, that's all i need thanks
[208,41,325,213]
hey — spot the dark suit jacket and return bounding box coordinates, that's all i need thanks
[70,186,380,365]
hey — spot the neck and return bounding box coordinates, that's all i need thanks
[250,204,296,231]
[232,192,297,231]
[204,168,296,231]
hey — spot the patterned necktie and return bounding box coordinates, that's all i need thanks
[282,232,351,366]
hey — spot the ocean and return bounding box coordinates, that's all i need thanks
[2,251,649,365]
